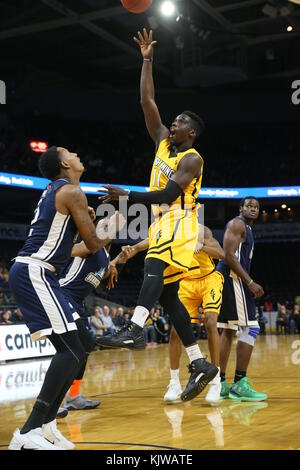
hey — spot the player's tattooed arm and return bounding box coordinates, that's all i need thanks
[57,185,112,253]
[134,28,169,146]
[223,219,264,298]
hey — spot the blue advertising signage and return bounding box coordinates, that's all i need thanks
[0,171,299,199]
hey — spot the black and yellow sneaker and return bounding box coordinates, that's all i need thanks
[181,358,218,402]
[96,322,146,350]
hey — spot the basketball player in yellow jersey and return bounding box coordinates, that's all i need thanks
[117,226,224,405]
[164,227,225,405]
[98,28,218,402]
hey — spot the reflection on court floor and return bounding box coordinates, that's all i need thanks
[0,336,299,450]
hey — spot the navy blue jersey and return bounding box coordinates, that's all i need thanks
[18,179,77,274]
[59,247,110,313]
[217,217,254,277]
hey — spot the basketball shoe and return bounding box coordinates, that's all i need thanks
[229,377,268,402]
[205,371,221,404]
[164,380,182,404]
[96,321,146,350]
[181,358,218,402]
[42,419,75,450]
[57,407,68,419]
[8,428,64,450]
[65,394,100,410]
[220,380,230,399]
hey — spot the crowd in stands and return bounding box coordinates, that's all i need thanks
[89,303,170,346]
[1,118,299,187]
[2,256,300,337]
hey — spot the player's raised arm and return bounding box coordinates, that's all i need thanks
[223,219,264,298]
[134,28,169,146]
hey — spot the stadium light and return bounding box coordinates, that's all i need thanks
[287,25,293,32]
[30,141,48,153]
[160,1,176,17]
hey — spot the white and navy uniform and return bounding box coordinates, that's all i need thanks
[9,179,78,341]
[216,218,259,330]
[59,246,110,321]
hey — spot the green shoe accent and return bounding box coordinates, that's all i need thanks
[220,380,230,399]
[228,377,268,402]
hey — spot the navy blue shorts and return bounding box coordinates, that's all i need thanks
[9,262,77,341]
[217,272,258,330]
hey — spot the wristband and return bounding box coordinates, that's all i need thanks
[144,58,152,62]
[247,279,254,287]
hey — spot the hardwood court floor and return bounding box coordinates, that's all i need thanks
[0,335,300,450]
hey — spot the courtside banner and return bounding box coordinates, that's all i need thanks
[1,171,300,198]
[0,324,55,361]
[0,358,51,402]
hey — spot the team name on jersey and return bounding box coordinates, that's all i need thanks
[153,157,175,179]
[85,267,107,288]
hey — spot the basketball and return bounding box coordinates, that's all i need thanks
[121,0,152,14]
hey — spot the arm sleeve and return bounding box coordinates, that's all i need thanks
[128,179,182,205]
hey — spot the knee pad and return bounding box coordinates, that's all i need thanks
[238,326,260,346]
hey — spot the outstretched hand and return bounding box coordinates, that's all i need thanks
[133,28,157,59]
[98,185,129,203]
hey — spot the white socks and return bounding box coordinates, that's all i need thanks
[170,368,180,382]
[185,344,203,363]
[131,306,149,328]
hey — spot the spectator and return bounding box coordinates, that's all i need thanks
[11,308,24,324]
[110,306,117,325]
[144,308,157,345]
[90,307,106,336]
[264,297,273,312]
[113,307,126,329]
[124,311,131,322]
[1,309,13,324]
[256,306,267,335]
[294,296,300,308]
[152,308,169,344]
[0,265,9,287]
[100,305,115,335]
[289,304,300,335]
[276,304,289,334]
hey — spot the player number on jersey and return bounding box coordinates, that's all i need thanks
[28,190,47,237]
[152,168,162,188]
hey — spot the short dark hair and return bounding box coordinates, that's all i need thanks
[38,146,61,180]
[182,110,205,138]
[239,196,259,208]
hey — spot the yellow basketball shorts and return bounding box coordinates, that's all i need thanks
[178,271,224,323]
[145,207,198,284]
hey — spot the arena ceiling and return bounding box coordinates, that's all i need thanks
[1,0,300,94]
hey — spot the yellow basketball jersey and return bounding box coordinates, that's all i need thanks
[182,250,215,280]
[149,138,203,211]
